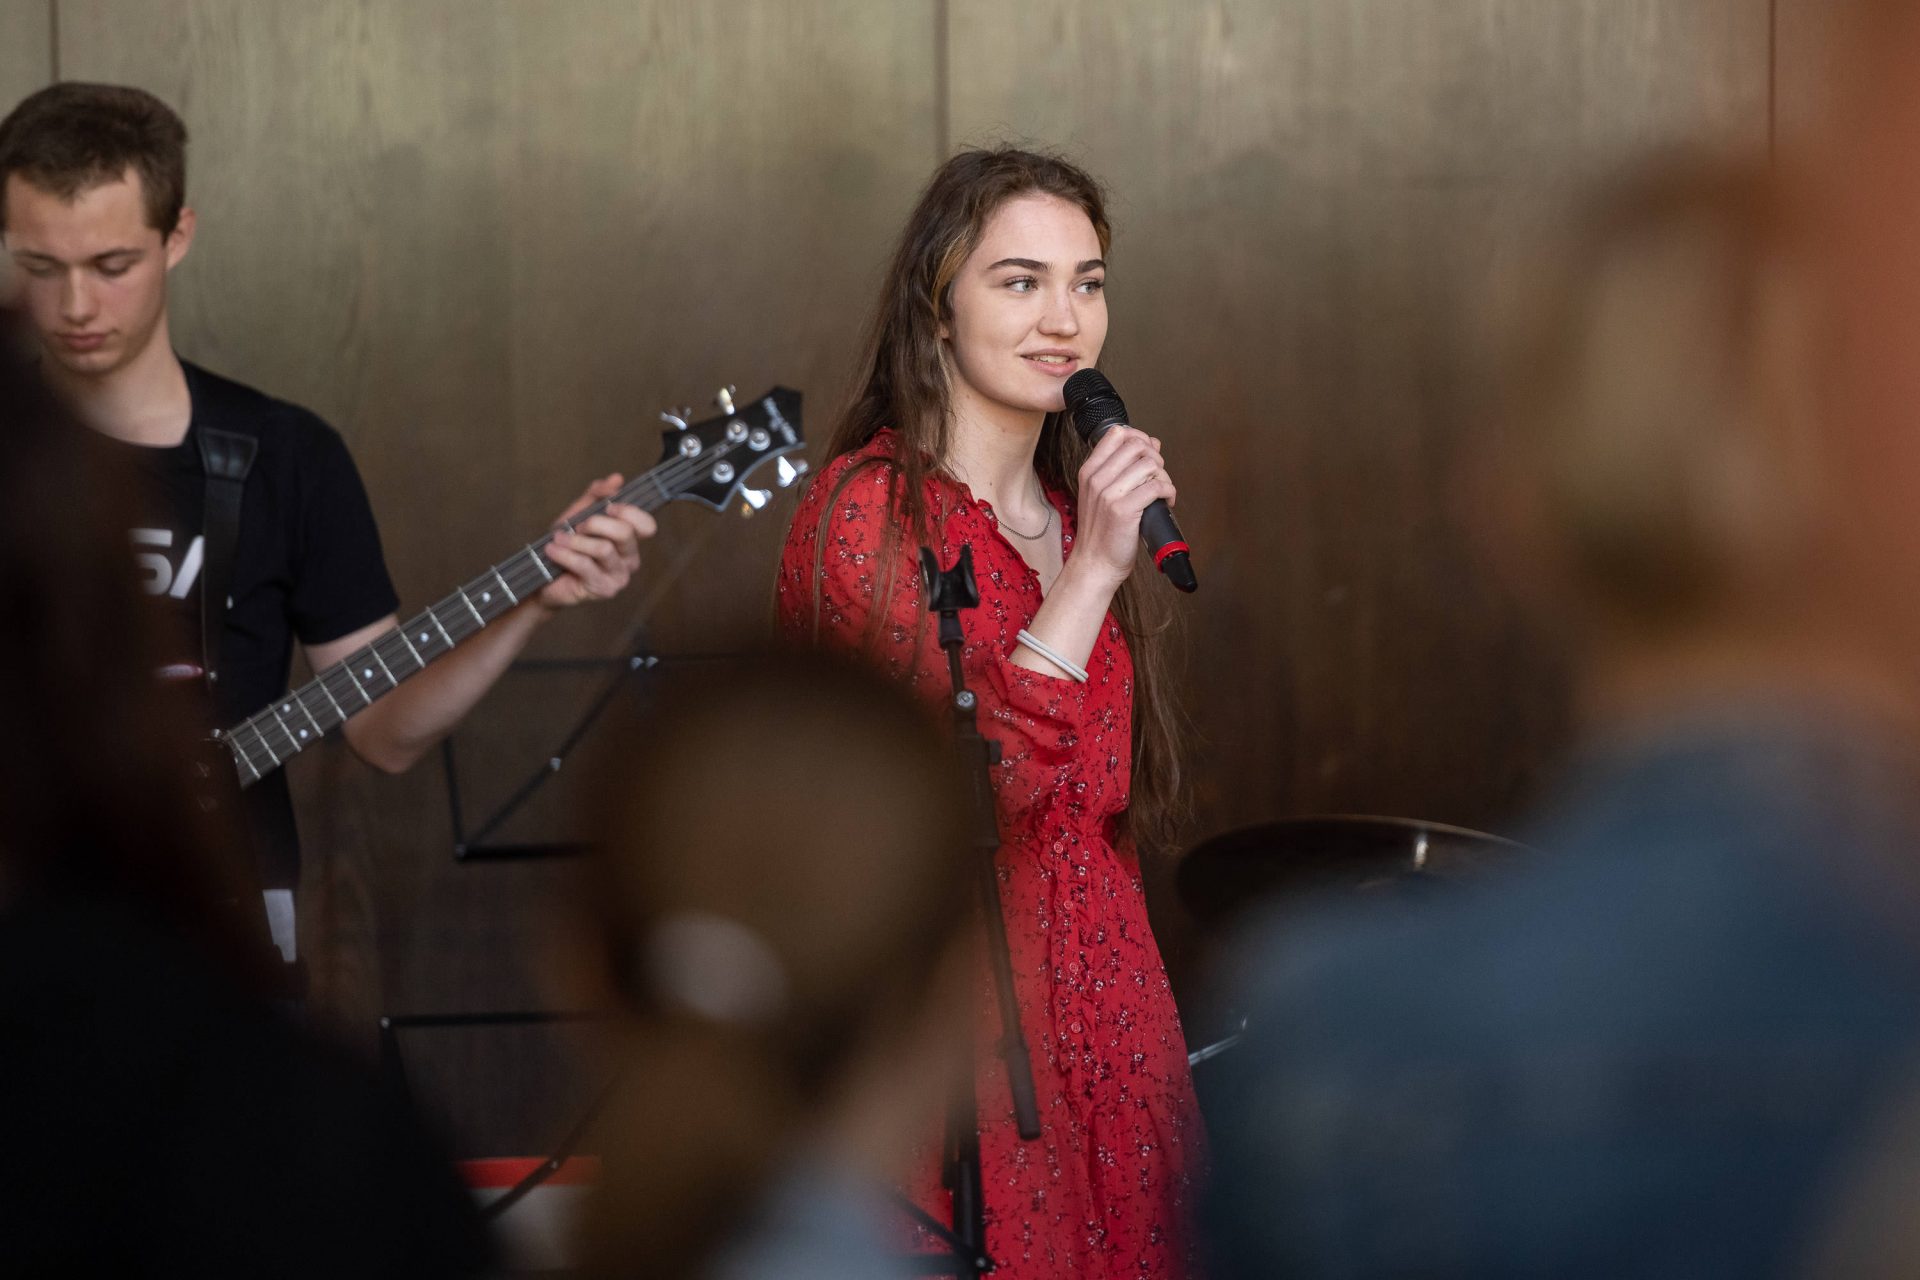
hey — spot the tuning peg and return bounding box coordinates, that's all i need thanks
[775,456,808,487]
[738,486,772,516]
[715,385,738,415]
[659,409,689,431]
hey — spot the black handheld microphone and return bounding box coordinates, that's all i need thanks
[1061,368,1197,593]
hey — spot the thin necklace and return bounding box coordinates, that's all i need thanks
[998,485,1055,541]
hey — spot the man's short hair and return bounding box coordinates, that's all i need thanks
[0,82,187,235]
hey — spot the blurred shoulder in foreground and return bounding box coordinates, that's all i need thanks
[0,310,488,1277]
[1204,151,1920,1278]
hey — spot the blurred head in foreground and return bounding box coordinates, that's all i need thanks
[1476,154,1909,728]
[0,305,258,971]
[572,652,975,1279]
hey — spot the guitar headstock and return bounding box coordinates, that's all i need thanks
[657,386,806,515]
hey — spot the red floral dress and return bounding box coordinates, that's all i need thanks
[776,431,1206,1278]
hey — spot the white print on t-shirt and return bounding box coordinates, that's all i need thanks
[131,528,204,600]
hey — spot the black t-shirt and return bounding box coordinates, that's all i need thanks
[101,360,399,888]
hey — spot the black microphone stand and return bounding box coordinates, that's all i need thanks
[894,545,1041,1278]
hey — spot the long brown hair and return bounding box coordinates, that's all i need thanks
[817,146,1189,854]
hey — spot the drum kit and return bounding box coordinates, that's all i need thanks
[1177,814,1528,1069]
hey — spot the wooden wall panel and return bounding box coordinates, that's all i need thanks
[0,0,52,296]
[1772,0,1863,150]
[56,0,939,1151]
[0,2,49,110]
[949,0,1772,848]
[492,0,941,654]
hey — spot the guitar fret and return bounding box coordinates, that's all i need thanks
[369,646,398,686]
[429,609,456,649]
[229,737,263,783]
[292,693,327,739]
[456,587,486,629]
[491,567,518,607]
[375,632,419,676]
[317,679,348,722]
[257,710,297,759]
[350,652,392,697]
[255,726,283,767]
[244,724,276,772]
[269,708,303,753]
[341,664,372,706]
[396,628,427,668]
[527,546,555,582]
[506,560,543,596]
[408,618,443,659]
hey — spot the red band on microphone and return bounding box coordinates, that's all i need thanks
[1152,540,1190,568]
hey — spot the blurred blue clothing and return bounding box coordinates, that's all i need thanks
[709,1153,918,1280]
[1204,703,1920,1279]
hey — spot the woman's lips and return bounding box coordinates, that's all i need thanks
[1021,353,1078,378]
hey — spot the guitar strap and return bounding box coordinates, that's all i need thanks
[192,424,297,985]
[196,425,258,690]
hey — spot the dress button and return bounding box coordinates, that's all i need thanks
[1053,840,1066,854]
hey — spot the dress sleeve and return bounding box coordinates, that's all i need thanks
[777,454,1109,765]
[974,621,1110,774]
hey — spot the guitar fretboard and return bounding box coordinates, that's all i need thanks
[217,432,754,787]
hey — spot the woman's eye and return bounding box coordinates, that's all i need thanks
[1076,278,1106,295]
[1005,276,1037,293]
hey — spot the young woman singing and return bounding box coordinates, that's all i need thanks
[777,147,1203,1278]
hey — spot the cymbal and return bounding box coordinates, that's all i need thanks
[1176,814,1526,926]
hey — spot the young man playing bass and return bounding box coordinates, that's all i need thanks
[0,82,655,962]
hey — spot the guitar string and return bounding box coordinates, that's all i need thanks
[227,445,734,771]
[226,426,798,767]
[233,433,768,753]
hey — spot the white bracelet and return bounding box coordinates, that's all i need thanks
[1016,628,1089,683]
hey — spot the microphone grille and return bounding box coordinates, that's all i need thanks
[1062,368,1128,441]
